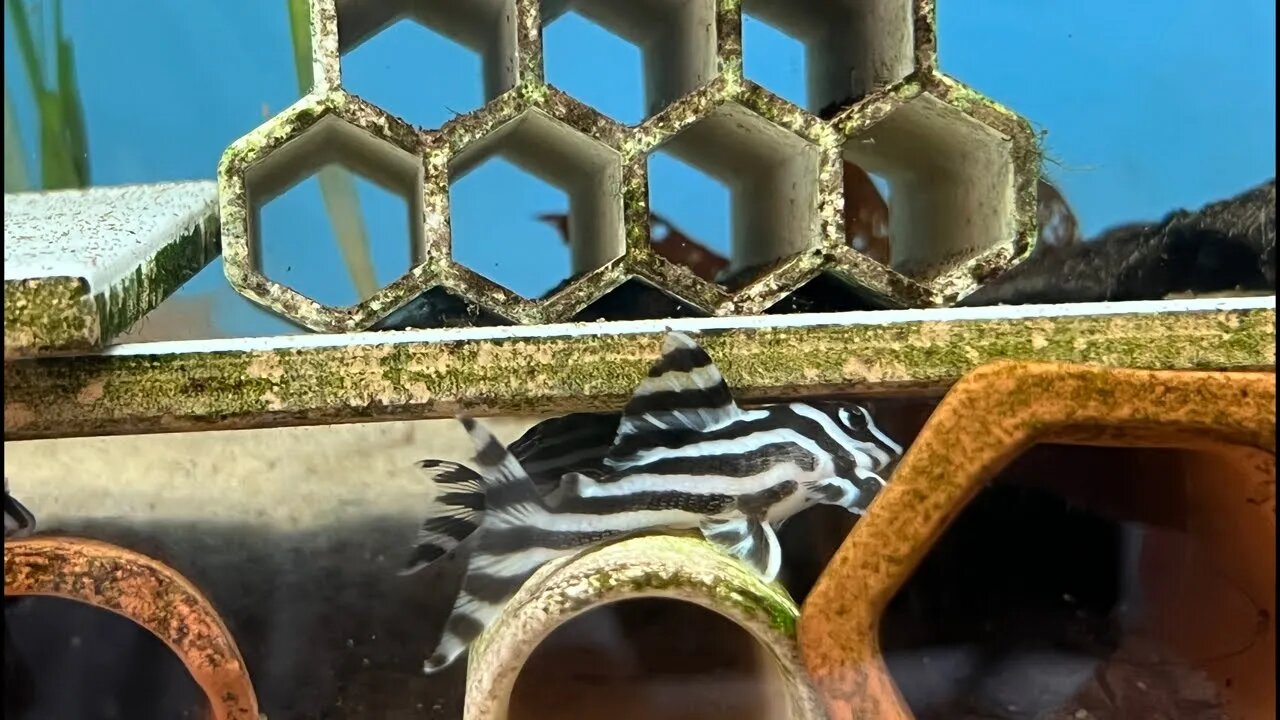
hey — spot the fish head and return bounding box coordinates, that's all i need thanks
[800,401,905,503]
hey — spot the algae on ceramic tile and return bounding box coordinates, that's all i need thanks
[3,181,220,358]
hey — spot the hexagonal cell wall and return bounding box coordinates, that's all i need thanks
[447,110,625,301]
[258,165,412,307]
[341,18,485,129]
[451,156,572,300]
[543,11,645,124]
[842,93,1017,282]
[239,112,426,314]
[541,0,718,120]
[647,103,823,289]
[336,0,518,128]
[743,0,916,114]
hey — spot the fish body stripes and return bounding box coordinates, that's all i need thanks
[401,411,620,574]
[406,331,905,674]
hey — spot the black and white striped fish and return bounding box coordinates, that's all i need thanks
[4,479,36,539]
[408,331,904,673]
[400,410,621,573]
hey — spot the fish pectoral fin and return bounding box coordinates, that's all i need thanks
[607,332,742,467]
[803,477,866,515]
[699,516,783,584]
[559,471,598,498]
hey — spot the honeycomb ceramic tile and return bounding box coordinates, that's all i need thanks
[3,181,220,359]
[437,87,628,321]
[217,89,435,332]
[222,0,1038,329]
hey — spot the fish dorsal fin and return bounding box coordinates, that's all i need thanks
[608,332,741,461]
[700,516,783,583]
[508,411,620,480]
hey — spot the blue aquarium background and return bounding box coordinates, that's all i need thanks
[4,0,1275,337]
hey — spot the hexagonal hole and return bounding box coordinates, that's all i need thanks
[647,104,822,288]
[259,166,413,307]
[341,19,484,129]
[843,161,892,266]
[881,443,1275,719]
[743,0,915,114]
[842,94,1015,281]
[449,111,625,300]
[451,157,571,299]
[742,12,807,109]
[543,11,644,124]
[646,151,731,282]
[541,0,717,122]
[338,0,517,128]
[245,115,425,309]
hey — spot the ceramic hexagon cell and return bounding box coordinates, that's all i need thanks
[540,0,719,123]
[832,74,1039,305]
[332,0,524,129]
[634,90,833,313]
[440,89,628,322]
[739,0,931,114]
[218,90,434,332]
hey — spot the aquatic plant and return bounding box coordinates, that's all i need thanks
[4,0,90,192]
[285,0,379,301]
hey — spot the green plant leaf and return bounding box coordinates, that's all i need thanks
[4,84,31,192]
[56,35,89,185]
[6,0,43,99]
[36,90,75,190]
[286,0,314,92]
[317,166,380,300]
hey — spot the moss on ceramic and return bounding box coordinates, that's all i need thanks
[5,535,260,720]
[4,303,1272,439]
[465,534,825,720]
[4,182,220,359]
[3,277,98,359]
[798,362,1277,720]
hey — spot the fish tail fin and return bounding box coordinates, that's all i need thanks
[400,460,487,575]
[423,416,552,674]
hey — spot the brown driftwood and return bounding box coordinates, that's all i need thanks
[965,178,1276,306]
